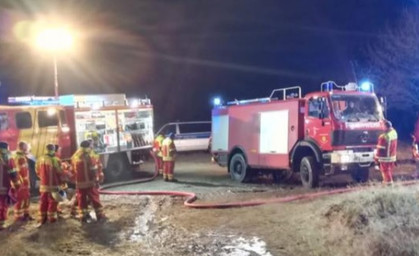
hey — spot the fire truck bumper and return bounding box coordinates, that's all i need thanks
[324,150,374,175]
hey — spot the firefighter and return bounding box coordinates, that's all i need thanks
[36,144,64,225]
[411,135,419,178]
[153,133,165,175]
[342,101,356,116]
[69,149,102,218]
[71,140,106,223]
[13,141,34,221]
[375,120,398,184]
[0,142,20,230]
[85,130,105,151]
[162,133,177,182]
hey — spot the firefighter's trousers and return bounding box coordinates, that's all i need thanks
[0,195,9,229]
[380,162,395,183]
[14,188,30,220]
[76,187,104,219]
[163,161,175,180]
[155,155,163,174]
[39,192,58,223]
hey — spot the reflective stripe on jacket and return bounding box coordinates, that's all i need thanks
[71,149,100,189]
[161,138,176,162]
[0,151,19,195]
[376,128,398,162]
[36,154,62,192]
[153,135,165,157]
[14,151,30,189]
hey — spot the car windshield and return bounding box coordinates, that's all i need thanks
[331,94,383,122]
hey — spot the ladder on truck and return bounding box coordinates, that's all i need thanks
[227,86,301,106]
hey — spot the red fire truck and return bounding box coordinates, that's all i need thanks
[0,94,154,185]
[211,81,386,188]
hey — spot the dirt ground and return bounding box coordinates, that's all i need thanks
[0,143,418,256]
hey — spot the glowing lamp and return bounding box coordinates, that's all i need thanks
[360,81,372,91]
[47,108,57,116]
[213,97,222,106]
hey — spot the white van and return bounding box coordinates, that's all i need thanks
[156,121,211,152]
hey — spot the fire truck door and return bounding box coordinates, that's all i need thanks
[32,109,59,158]
[305,97,332,150]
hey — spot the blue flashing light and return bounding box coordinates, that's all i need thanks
[213,97,222,106]
[360,81,372,91]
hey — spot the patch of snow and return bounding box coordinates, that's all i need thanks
[220,236,272,256]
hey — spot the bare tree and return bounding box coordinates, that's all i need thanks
[367,10,419,112]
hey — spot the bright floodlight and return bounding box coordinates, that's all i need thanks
[213,97,221,106]
[360,81,372,91]
[130,99,139,108]
[36,28,73,51]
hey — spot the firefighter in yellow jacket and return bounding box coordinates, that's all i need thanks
[36,144,63,225]
[13,141,34,221]
[0,142,20,230]
[153,133,165,175]
[71,140,106,223]
[161,133,177,182]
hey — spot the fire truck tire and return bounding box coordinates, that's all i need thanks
[229,153,251,183]
[351,167,370,183]
[300,156,320,188]
[105,154,131,183]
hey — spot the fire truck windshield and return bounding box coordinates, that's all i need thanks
[331,94,383,122]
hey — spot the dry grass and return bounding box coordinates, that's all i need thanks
[322,185,419,256]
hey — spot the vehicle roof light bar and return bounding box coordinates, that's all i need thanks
[321,81,374,93]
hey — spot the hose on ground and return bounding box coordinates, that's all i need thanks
[99,152,419,209]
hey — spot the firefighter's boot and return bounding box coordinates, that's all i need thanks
[23,213,34,221]
[36,216,47,228]
[96,213,108,223]
[81,213,93,224]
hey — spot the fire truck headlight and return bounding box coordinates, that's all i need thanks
[340,155,351,163]
[213,97,222,106]
[47,108,57,116]
[360,81,372,92]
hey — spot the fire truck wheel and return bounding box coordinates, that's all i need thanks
[229,153,251,183]
[300,156,320,188]
[105,154,131,183]
[351,167,370,183]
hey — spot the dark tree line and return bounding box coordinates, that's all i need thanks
[364,9,419,138]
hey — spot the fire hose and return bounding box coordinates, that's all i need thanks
[99,153,419,209]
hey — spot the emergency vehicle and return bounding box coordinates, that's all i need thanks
[0,94,154,184]
[211,81,386,188]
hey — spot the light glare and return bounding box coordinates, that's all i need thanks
[36,28,73,51]
[213,97,221,106]
[360,81,372,91]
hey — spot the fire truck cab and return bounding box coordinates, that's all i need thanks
[0,94,154,184]
[211,81,385,188]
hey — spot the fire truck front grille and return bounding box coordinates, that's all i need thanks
[331,130,381,146]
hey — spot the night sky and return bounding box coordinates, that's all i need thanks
[0,0,414,129]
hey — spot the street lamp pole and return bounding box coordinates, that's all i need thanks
[53,55,58,99]
[35,27,74,99]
